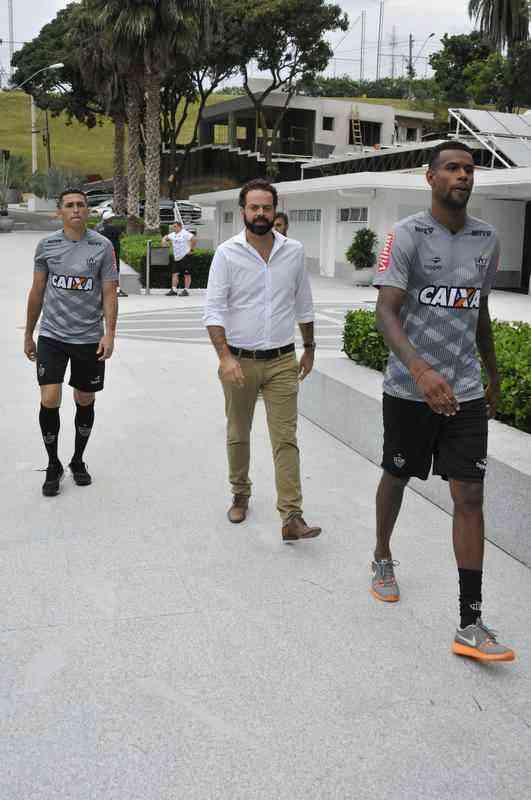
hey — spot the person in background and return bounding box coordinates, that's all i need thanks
[162,221,197,296]
[97,210,128,297]
[273,212,289,237]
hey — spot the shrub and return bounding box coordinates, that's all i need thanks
[345,227,378,270]
[121,233,214,288]
[343,309,531,434]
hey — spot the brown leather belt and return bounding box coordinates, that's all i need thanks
[228,343,295,360]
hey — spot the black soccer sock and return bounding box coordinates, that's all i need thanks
[458,568,483,628]
[39,405,60,466]
[72,402,95,464]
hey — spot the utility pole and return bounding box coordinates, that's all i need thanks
[31,98,39,174]
[408,33,415,79]
[360,10,366,82]
[376,1,385,81]
[389,25,398,79]
[44,110,52,170]
[8,0,14,81]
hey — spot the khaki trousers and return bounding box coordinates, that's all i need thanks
[221,352,302,521]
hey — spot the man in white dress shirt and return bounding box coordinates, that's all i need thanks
[204,178,321,541]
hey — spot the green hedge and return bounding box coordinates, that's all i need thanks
[343,309,531,434]
[121,233,214,288]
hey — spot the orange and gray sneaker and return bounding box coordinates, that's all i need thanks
[452,618,515,662]
[370,559,400,603]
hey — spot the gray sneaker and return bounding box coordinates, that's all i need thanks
[370,559,400,603]
[452,618,515,662]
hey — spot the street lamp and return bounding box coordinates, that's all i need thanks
[7,63,64,173]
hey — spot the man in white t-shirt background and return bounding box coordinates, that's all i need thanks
[162,221,197,296]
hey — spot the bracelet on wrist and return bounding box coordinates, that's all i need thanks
[303,342,316,350]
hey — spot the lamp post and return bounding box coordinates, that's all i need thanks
[8,63,64,174]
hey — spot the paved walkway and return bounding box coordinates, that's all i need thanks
[2,231,531,799]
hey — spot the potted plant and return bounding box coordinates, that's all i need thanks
[345,227,378,286]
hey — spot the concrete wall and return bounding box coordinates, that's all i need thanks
[299,358,531,567]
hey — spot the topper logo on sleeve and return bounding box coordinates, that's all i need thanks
[51,275,94,291]
[419,286,480,309]
[378,232,395,272]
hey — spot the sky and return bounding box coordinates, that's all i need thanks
[1,0,475,83]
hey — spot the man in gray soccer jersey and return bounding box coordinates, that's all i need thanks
[24,189,119,497]
[371,141,515,662]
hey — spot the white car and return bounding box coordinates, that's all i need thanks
[89,199,114,218]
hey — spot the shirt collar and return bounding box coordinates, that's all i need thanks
[234,228,287,259]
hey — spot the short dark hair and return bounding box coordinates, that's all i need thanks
[273,212,289,226]
[428,141,474,170]
[57,188,88,208]
[239,178,278,209]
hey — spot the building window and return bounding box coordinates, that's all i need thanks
[214,124,229,144]
[337,207,368,223]
[406,127,418,142]
[223,211,234,224]
[322,116,335,131]
[289,209,322,223]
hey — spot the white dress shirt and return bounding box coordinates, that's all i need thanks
[203,229,315,349]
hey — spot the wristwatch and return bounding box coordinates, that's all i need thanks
[303,341,316,350]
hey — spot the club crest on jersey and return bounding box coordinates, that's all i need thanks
[52,274,94,291]
[419,285,480,309]
[378,232,395,272]
[86,256,97,269]
[475,256,488,270]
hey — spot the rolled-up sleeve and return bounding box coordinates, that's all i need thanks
[294,246,314,323]
[203,248,230,328]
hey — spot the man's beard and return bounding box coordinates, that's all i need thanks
[244,216,274,236]
[442,187,471,210]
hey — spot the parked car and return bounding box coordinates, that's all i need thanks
[89,198,114,218]
[85,189,113,208]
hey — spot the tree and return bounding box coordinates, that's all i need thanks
[464,42,531,111]
[233,0,348,174]
[468,0,529,51]
[89,0,204,234]
[430,32,494,103]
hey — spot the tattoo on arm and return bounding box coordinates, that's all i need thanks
[299,322,314,345]
[207,325,230,359]
[476,299,498,381]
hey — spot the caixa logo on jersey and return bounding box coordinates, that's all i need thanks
[419,285,480,309]
[52,275,94,291]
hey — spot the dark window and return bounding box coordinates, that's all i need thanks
[406,127,418,142]
[323,116,335,131]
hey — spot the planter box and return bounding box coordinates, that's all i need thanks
[352,267,375,286]
[27,196,57,212]
[300,357,531,567]
[0,216,14,233]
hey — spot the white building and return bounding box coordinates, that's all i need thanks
[191,166,531,293]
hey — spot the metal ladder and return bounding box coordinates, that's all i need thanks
[350,105,364,150]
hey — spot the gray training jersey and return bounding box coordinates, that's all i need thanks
[34,229,118,344]
[373,211,499,402]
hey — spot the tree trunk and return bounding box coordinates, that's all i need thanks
[113,115,127,216]
[144,68,162,234]
[127,79,142,230]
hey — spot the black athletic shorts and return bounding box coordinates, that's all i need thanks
[382,393,488,483]
[37,336,105,393]
[171,254,193,274]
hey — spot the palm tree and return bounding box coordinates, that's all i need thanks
[468,0,529,51]
[69,5,129,216]
[88,0,203,233]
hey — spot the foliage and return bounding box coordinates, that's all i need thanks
[300,75,441,100]
[464,43,531,111]
[0,154,11,211]
[121,234,214,288]
[4,155,31,191]
[28,167,85,199]
[430,32,494,103]
[343,310,531,434]
[468,0,529,51]
[345,228,378,270]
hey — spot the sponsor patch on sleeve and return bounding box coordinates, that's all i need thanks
[378,232,395,272]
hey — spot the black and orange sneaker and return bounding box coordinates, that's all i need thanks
[452,619,515,662]
[370,559,400,603]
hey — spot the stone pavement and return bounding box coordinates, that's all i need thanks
[2,231,531,799]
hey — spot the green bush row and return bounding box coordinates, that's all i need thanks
[121,233,214,288]
[343,309,531,434]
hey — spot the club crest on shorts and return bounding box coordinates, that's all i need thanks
[38,364,45,377]
[393,453,406,469]
[475,458,487,472]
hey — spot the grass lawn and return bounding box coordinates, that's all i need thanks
[0,92,232,179]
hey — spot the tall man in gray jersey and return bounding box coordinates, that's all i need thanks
[24,189,119,496]
[371,141,515,662]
